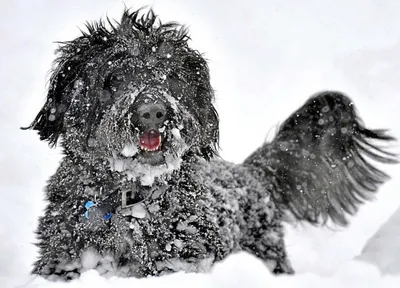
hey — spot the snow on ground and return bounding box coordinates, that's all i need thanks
[6,252,400,288]
[357,206,400,275]
[1,0,400,287]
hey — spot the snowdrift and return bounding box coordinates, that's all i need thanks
[357,207,400,275]
[6,252,400,288]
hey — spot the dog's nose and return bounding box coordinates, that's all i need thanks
[137,102,167,126]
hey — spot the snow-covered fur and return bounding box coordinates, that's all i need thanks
[24,9,397,281]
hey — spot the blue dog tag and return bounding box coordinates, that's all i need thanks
[104,212,113,221]
[83,201,112,221]
[84,201,97,219]
[85,201,96,209]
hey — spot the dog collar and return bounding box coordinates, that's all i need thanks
[82,182,169,222]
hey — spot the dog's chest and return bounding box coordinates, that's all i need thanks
[115,178,238,271]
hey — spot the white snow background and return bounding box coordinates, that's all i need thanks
[1,0,400,287]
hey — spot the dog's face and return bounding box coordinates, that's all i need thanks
[25,10,219,183]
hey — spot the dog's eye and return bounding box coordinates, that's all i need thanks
[104,71,125,93]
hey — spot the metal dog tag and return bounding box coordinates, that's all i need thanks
[121,190,135,209]
[121,182,168,209]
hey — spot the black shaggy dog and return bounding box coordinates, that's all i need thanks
[24,9,397,280]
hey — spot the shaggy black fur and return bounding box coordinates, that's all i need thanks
[24,9,397,281]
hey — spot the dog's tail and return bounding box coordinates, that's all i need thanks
[244,91,397,226]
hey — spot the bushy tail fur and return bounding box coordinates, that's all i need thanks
[245,91,397,226]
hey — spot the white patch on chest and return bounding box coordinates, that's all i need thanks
[120,143,138,157]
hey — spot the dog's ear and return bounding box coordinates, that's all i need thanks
[22,47,85,147]
[202,103,220,159]
[180,50,220,159]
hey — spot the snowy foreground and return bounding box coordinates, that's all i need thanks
[8,252,400,288]
[357,206,400,275]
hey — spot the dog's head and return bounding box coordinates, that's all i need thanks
[24,9,219,184]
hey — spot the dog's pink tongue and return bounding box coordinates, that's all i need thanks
[140,130,161,150]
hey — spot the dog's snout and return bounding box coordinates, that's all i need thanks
[137,102,167,126]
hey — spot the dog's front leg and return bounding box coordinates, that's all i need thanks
[31,159,121,280]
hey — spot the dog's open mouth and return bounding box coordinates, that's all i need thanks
[136,129,165,165]
[140,129,162,152]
